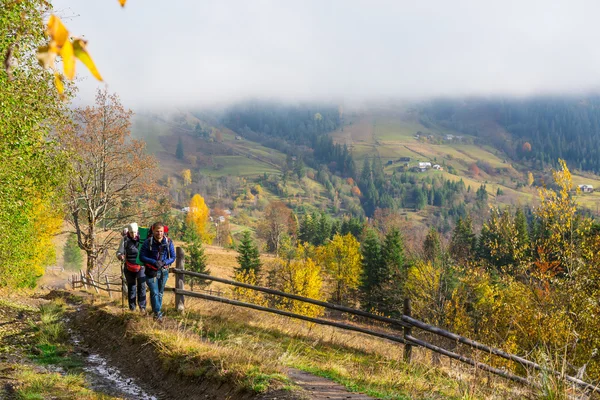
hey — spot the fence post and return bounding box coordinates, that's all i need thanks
[88,273,99,294]
[175,247,185,313]
[403,298,412,363]
[105,275,112,298]
[80,270,88,290]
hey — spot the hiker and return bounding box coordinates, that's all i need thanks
[116,223,147,312]
[140,222,175,320]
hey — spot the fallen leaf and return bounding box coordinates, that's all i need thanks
[119,0,126,7]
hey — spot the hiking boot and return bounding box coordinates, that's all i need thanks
[140,308,147,315]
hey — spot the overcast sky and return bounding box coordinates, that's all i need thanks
[52,0,600,108]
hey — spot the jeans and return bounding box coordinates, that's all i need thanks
[146,268,168,317]
[124,267,146,311]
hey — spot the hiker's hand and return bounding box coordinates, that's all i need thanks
[118,255,124,261]
[156,260,165,269]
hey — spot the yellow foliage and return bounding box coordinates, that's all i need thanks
[317,233,362,305]
[232,270,267,306]
[181,169,192,186]
[186,194,212,242]
[37,15,102,96]
[31,196,63,275]
[271,244,324,318]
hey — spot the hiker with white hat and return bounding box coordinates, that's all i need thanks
[116,223,147,312]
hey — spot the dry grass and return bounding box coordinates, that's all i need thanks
[145,292,530,400]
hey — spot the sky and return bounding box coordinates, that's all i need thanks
[52,0,600,109]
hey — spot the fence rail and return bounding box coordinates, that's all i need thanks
[69,248,599,393]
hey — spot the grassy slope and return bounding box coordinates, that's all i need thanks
[62,249,528,400]
[334,112,600,210]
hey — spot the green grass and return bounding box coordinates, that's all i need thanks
[130,114,170,154]
[198,156,280,177]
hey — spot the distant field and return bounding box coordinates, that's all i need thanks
[199,156,279,177]
[130,114,171,154]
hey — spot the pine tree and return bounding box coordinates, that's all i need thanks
[176,137,184,160]
[423,227,441,265]
[236,231,262,275]
[380,228,405,316]
[514,208,530,259]
[63,233,83,270]
[183,224,210,290]
[359,228,383,312]
[449,216,476,265]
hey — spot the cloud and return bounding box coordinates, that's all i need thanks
[52,0,600,108]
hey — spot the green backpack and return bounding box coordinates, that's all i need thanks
[135,227,150,265]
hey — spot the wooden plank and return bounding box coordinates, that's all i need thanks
[403,298,412,363]
[175,247,185,312]
[173,288,407,345]
[405,335,532,386]
[172,269,410,329]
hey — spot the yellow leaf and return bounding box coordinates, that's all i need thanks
[60,40,76,80]
[54,71,65,99]
[72,38,103,81]
[46,15,69,49]
[119,0,127,7]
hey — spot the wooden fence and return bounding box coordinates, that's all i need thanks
[70,247,599,393]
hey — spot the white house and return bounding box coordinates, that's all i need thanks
[579,184,594,193]
[418,162,432,169]
[432,164,443,170]
[445,134,454,140]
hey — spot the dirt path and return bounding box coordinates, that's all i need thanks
[287,369,375,400]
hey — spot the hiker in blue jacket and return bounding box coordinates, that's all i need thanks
[140,222,175,320]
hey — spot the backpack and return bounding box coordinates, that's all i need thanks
[135,226,172,267]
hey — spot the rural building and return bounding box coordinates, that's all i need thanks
[386,160,394,166]
[235,135,243,140]
[579,184,594,193]
[433,164,443,170]
[445,134,454,140]
[418,162,432,169]
[398,157,411,162]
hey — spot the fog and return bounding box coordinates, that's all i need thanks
[52,0,600,108]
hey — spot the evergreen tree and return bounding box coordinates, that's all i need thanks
[449,216,476,265]
[423,227,442,265]
[176,137,184,160]
[183,223,210,290]
[380,228,405,316]
[359,229,383,312]
[63,234,83,269]
[236,231,262,275]
[514,208,531,258]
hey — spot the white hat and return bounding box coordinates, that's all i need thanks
[128,223,138,234]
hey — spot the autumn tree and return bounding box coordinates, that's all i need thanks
[61,89,165,276]
[269,243,324,317]
[469,163,480,177]
[256,201,295,253]
[181,169,192,186]
[186,194,211,241]
[0,0,70,287]
[318,233,363,306]
[527,171,535,187]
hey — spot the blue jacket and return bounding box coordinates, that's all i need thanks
[140,236,176,270]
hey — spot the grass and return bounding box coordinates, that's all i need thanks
[198,156,280,177]
[130,114,170,154]
[132,295,528,400]
[0,295,115,400]
[14,367,117,400]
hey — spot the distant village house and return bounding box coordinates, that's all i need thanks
[579,184,594,193]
